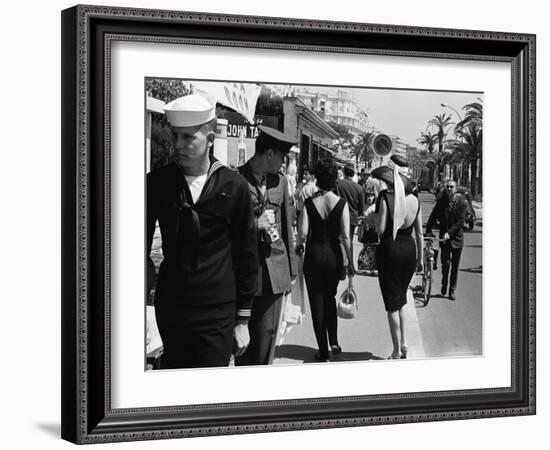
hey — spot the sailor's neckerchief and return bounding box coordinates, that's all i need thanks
[174,157,224,269]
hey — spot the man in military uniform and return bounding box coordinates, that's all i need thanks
[147,94,258,369]
[235,125,298,365]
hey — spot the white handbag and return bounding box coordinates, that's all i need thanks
[337,276,358,319]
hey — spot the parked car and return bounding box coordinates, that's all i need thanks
[416,179,428,192]
[455,186,476,230]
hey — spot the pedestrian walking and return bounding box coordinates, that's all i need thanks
[336,165,365,260]
[357,169,370,201]
[425,179,467,300]
[371,154,424,360]
[358,168,368,188]
[365,174,384,198]
[147,94,258,369]
[285,160,297,203]
[296,158,354,362]
[235,125,298,366]
[295,168,318,219]
[357,184,380,276]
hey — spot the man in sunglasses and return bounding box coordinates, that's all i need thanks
[425,179,467,300]
[146,94,258,369]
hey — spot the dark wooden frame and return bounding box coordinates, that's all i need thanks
[61,4,536,444]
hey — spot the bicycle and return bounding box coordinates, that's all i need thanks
[417,237,436,306]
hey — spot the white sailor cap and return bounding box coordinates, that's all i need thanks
[163,94,216,128]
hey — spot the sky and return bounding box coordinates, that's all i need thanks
[289,85,482,147]
[351,87,482,146]
[181,79,482,147]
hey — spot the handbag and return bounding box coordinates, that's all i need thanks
[357,246,369,271]
[282,293,303,325]
[337,276,358,319]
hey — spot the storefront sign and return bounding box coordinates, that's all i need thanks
[226,124,259,139]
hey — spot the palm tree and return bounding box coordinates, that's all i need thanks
[456,101,482,129]
[354,132,377,169]
[417,131,438,187]
[446,101,483,197]
[428,113,454,183]
[417,131,437,154]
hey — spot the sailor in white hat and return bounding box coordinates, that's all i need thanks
[147,93,258,369]
[163,94,217,175]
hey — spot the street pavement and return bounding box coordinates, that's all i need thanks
[273,190,483,365]
[415,191,483,358]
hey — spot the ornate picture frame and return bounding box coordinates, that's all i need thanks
[61,5,535,444]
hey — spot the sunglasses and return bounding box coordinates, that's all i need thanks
[447,185,456,189]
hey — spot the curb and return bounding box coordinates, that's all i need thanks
[404,289,426,359]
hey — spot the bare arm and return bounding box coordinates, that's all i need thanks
[146,172,159,298]
[376,194,387,236]
[281,175,297,278]
[339,203,354,273]
[414,203,424,270]
[296,200,309,252]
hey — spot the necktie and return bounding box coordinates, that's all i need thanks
[259,174,267,197]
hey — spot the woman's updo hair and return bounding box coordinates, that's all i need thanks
[314,158,339,191]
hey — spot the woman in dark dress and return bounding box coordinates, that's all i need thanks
[372,155,424,359]
[296,159,354,362]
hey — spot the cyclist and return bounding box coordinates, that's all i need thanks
[425,180,467,300]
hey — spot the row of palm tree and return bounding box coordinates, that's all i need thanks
[328,124,377,169]
[416,100,483,198]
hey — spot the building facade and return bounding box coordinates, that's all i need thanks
[283,97,340,179]
[293,88,369,136]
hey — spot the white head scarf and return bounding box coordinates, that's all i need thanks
[387,159,406,240]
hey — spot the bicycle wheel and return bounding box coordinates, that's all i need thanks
[423,260,432,305]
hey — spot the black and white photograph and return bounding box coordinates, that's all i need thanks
[1,0,545,446]
[52,1,537,446]
[145,79,484,370]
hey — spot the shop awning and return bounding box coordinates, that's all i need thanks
[146,96,165,114]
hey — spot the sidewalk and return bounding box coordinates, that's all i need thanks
[471,201,483,222]
[273,241,426,365]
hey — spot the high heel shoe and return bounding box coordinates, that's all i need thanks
[387,353,401,360]
[400,346,408,359]
[314,352,329,362]
[330,345,342,355]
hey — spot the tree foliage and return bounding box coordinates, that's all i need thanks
[445,100,483,196]
[417,131,437,154]
[427,113,454,183]
[254,86,284,118]
[146,79,192,171]
[353,132,377,169]
[145,79,191,104]
[428,113,454,152]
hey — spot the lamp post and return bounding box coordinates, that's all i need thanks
[440,103,464,182]
[440,103,463,122]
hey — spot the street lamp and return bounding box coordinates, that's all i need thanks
[440,103,463,122]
